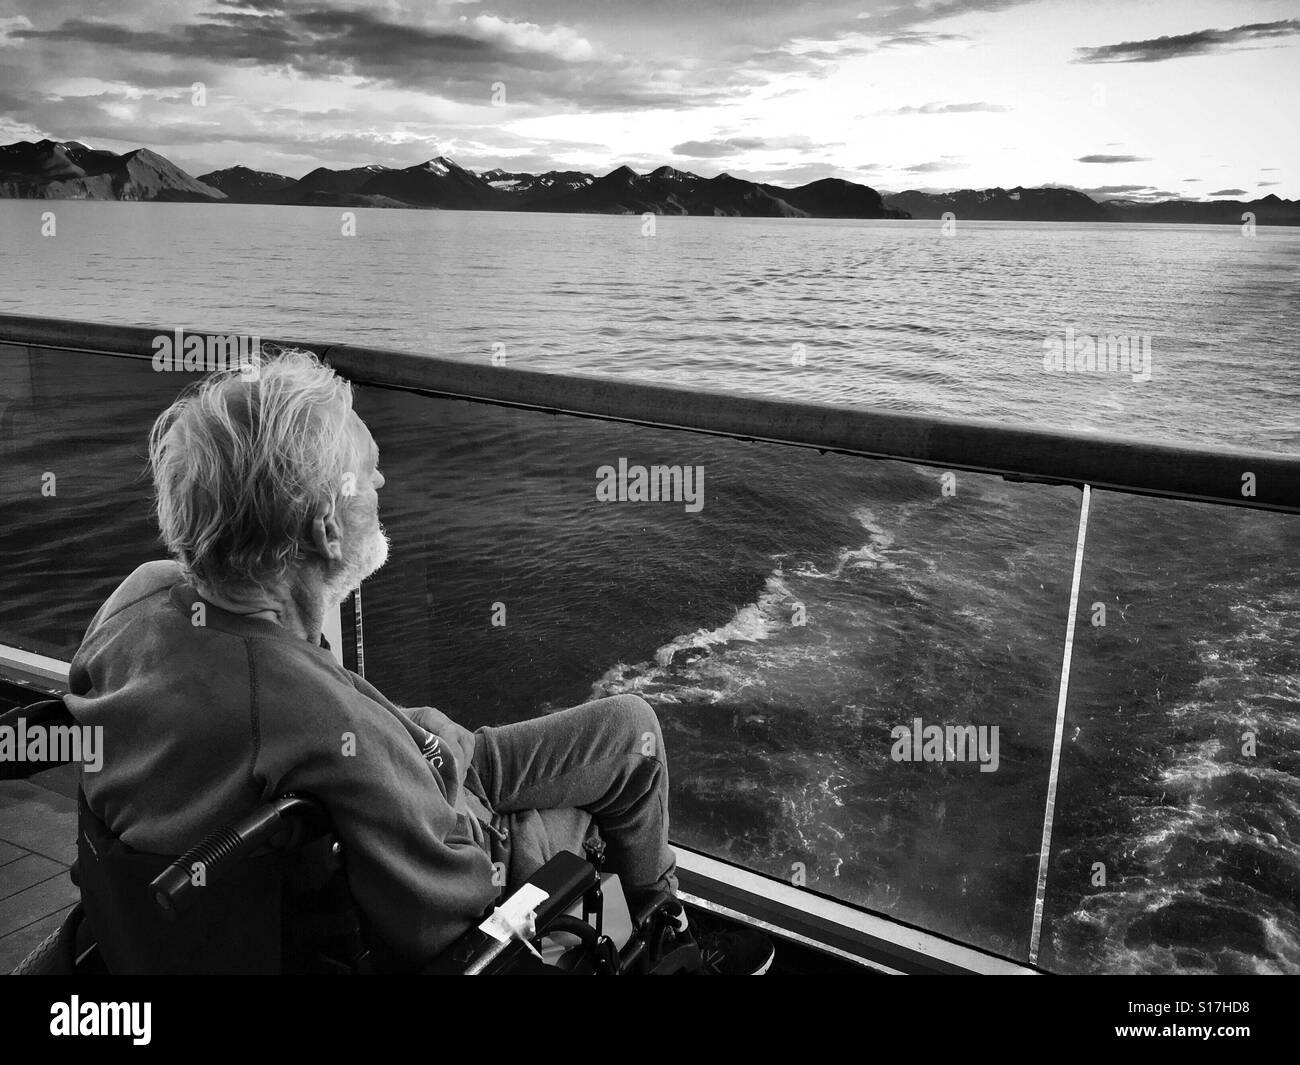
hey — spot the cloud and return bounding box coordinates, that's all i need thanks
[670,134,832,158]
[854,0,1035,35]
[5,1,1289,187]
[0,15,34,46]
[718,5,992,76]
[1080,184,1154,194]
[1259,182,1279,187]
[0,68,629,178]
[1074,19,1300,64]
[903,157,966,173]
[1208,188,1247,196]
[875,31,970,48]
[888,101,1010,114]
[466,13,592,62]
[1076,154,1149,163]
[13,10,565,72]
[7,5,740,112]
[671,137,769,157]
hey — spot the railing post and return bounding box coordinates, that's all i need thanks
[1028,484,1092,966]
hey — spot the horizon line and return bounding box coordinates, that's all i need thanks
[5,136,1287,207]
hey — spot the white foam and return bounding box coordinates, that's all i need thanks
[589,566,806,705]
[830,508,898,574]
[591,508,908,706]
[794,507,899,579]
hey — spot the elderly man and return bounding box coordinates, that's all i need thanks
[65,349,771,974]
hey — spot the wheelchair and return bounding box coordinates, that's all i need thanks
[3,698,703,975]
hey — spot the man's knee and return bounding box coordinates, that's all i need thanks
[590,694,664,761]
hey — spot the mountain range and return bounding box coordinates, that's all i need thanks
[2,139,1296,225]
[0,140,222,201]
[197,156,909,218]
[884,185,1299,226]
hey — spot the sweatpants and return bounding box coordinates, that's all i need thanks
[469,694,678,912]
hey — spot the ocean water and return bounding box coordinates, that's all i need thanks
[1,201,1298,972]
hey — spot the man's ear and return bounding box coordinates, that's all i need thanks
[309,498,346,563]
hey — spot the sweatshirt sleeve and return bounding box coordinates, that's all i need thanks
[253,655,499,964]
[402,705,476,768]
[344,671,477,769]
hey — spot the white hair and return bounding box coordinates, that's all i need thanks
[148,348,359,592]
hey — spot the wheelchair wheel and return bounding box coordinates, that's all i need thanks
[11,928,65,974]
[11,915,76,974]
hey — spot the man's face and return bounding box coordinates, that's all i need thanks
[324,413,389,603]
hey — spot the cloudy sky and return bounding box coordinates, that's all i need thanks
[0,0,1294,199]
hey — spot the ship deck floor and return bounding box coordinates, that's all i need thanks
[0,768,80,972]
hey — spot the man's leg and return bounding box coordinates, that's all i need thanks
[471,694,677,911]
[493,807,594,892]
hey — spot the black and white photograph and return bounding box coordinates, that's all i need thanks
[0,0,1295,1027]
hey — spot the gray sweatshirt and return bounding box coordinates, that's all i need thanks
[66,560,500,963]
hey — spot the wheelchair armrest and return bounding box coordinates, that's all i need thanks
[0,699,79,780]
[423,850,598,975]
[150,794,332,918]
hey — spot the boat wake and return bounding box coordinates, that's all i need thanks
[590,507,900,707]
[1050,592,1300,973]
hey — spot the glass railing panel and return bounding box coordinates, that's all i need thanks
[0,346,189,660]
[1039,489,1300,974]
[351,381,1085,961]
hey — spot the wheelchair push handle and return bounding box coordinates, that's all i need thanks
[150,794,329,918]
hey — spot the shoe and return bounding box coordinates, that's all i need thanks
[693,926,775,975]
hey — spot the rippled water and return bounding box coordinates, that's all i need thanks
[2,202,1298,448]
[1,202,1297,972]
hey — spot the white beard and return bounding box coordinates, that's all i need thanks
[324,524,390,606]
